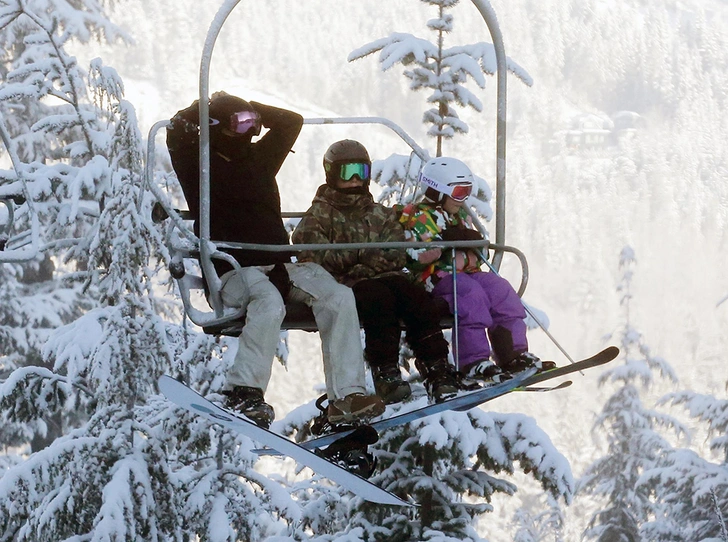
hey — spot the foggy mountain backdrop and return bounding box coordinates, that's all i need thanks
[86,0,727,534]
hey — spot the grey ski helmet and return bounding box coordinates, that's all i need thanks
[323,139,371,187]
[419,157,474,204]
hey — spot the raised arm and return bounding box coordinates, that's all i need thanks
[250,101,303,177]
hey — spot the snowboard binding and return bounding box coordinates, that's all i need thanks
[315,425,379,479]
[310,395,380,478]
[310,393,360,436]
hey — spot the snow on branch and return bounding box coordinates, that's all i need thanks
[0,365,74,423]
[348,33,437,71]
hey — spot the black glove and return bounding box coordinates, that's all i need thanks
[168,100,201,136]
[267,263,292,300]
[174,99,200,124]
[168,101,201,151]
[440,226,483,242]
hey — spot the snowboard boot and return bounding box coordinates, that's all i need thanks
[464,359,510,384]
[371,364,412,404]
[222,386,275,429]
[309,395,351,437]
[327,393,386,425]
[501,352,556,375]
[417,358,460,403]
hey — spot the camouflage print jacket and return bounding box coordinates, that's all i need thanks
[292,184,407,286]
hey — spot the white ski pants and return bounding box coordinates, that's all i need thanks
[219,262,366,400]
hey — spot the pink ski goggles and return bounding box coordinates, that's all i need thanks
[230,110,261,136]
[419,174,473,202]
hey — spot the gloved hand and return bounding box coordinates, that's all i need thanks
[211,90,230,101]
[171,99,200,125]
[418,247,442,264]
[440,226,483,242]
[167,101,201,151]
[454,250,481,273]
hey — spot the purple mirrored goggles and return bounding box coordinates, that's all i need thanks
[230,110,261,136]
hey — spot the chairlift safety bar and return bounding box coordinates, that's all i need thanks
[170,238,527,329]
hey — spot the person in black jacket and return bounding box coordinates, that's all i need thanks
[166,93,383,428]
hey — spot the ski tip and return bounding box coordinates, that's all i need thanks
[603,346,620,360]
[522,380,573,392]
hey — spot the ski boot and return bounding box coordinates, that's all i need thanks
[501,352,556,375]
[371,364,412,404]
[222,386,275,429]
[463,359,510,384]
[490,326,556,377]
[416,358,461,403]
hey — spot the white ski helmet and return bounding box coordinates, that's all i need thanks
[419,157,474,204]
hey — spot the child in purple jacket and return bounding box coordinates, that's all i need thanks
[400,157,554,380]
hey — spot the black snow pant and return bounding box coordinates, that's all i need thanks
[351,273,450,370]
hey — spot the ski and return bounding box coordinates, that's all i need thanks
[255,380,570,457]
[292,346,619,451]
[157,375,412,507]
[274,367,538,453]
[519,345,619,387]
[519,380,573,392]
[451,345,618,412]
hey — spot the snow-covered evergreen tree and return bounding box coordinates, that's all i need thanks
[580,248,727,540]
[512,495,565,542]
[0,0,132,457]
[637,377,728,539]
[0,2,303,539]
[578,247,686,541]
[355,410,573,540]
[274,401,573,541]
[349,0,530,217]
[349,0,531,157]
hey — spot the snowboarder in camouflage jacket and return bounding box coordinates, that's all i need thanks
[292,140,461,404]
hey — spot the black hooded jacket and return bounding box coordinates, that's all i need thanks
[167,99,303,274]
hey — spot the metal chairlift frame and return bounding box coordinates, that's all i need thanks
[146,0,527,333]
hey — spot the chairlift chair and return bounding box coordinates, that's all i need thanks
[143,0,528,338]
